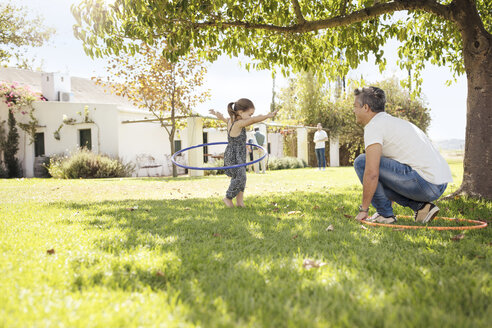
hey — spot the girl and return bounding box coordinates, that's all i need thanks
[209,98,278,207]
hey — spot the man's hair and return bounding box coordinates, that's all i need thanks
[354,86,386,113]
[254,127,259,131]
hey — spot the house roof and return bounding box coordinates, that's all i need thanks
[0,67,140,110]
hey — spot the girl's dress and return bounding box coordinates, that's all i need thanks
[224,120,247,199]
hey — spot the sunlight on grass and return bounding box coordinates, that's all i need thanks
[1,160,491,327]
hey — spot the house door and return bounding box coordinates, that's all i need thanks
[34,133,45,157]
[79,129,92,150]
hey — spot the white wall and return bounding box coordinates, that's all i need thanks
[1,101,120,177]
[0,101,288,178]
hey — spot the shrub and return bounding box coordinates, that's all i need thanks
[268,156,307,170]
[4,111,21,178]
[204,158,226,176]
[0,161,7,178]
[47,148,134,179]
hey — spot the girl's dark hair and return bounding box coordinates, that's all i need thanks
[227,98,255,119]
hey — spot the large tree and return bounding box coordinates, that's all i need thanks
[73,0,491,198]
[0,0,54,68]
[94,42,209,177]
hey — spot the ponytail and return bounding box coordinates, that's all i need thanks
[227,102,236,120]
[227,98,255,120]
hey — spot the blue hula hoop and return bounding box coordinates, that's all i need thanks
[171,142,267,170]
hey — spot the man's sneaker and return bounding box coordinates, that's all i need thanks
[365,213,397,224]
[414,203,439,223]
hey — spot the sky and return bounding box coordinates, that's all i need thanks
[9,0,467,141]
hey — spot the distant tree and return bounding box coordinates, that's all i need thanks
[94,42,210,177]
[0,1,54,68]
[3,110,21,178]
[73,0,492,198]
[277,75,431,165]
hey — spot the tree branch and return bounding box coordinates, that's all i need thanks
[186,0,452,34]
[291,0,306,24]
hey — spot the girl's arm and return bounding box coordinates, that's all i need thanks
[237,110,279,128]
[209,109,228,123]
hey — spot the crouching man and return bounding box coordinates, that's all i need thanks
[353,86,452,224]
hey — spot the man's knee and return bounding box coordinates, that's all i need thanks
[354,154,366,170]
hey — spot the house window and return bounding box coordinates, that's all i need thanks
[174,140,181,152]
[34,133,45,157]
[203,132,208,163]
[79,129,92,150]
[268,142,271,154]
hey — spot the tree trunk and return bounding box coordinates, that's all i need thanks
[453,0,492,199]
[170,131,177,178]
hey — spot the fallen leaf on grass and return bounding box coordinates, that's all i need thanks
[184,207,191,211]
[46,249,55,255]
[156,270,165,277]
[127,206,139,211]
[344,214,352,219]
[451,234,465,241]
[326,224,334,231]
[288,211,302,215]
[313,205,320,210]
[292,234,298,239]
[303,259,327,270]
[213,233,221,237]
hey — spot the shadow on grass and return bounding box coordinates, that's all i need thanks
[48,192,492,327]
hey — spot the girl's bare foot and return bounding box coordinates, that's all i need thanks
[236,191,245,207]
[223,197,234,208]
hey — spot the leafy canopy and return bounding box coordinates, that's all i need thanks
[0,0,54,68]
[94,41,210,136]
[73,0,491,93]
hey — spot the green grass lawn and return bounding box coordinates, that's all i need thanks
[1,160,491,327]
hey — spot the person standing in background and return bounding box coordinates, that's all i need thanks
[313,123,328,170]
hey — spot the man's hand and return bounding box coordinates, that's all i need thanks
[209,109,216,116]
[355,211,368,221]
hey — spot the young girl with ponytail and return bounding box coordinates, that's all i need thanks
[209,98,278,207]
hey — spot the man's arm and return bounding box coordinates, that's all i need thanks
[355,143,382,221]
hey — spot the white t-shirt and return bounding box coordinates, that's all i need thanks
[364,112,452,185]
[314,130,328,149]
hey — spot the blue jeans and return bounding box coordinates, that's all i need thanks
[315,148,326,168]
[353,154,447,217]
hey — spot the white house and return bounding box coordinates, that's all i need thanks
[0,67,288,178]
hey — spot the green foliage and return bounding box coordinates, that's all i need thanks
[72,0,490,87]
[0,0,54,68]
[47,148,134,179]
[268,156,307,170]
[203,158,226,176]
[277,76,431,165]
[4,110,21,178]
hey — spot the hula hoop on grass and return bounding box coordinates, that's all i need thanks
[171,142,267,170]
[361,215,488,230]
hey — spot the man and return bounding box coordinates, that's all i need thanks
[313,123,328,170]
[253,127,266,173]
[353,86,452,224]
